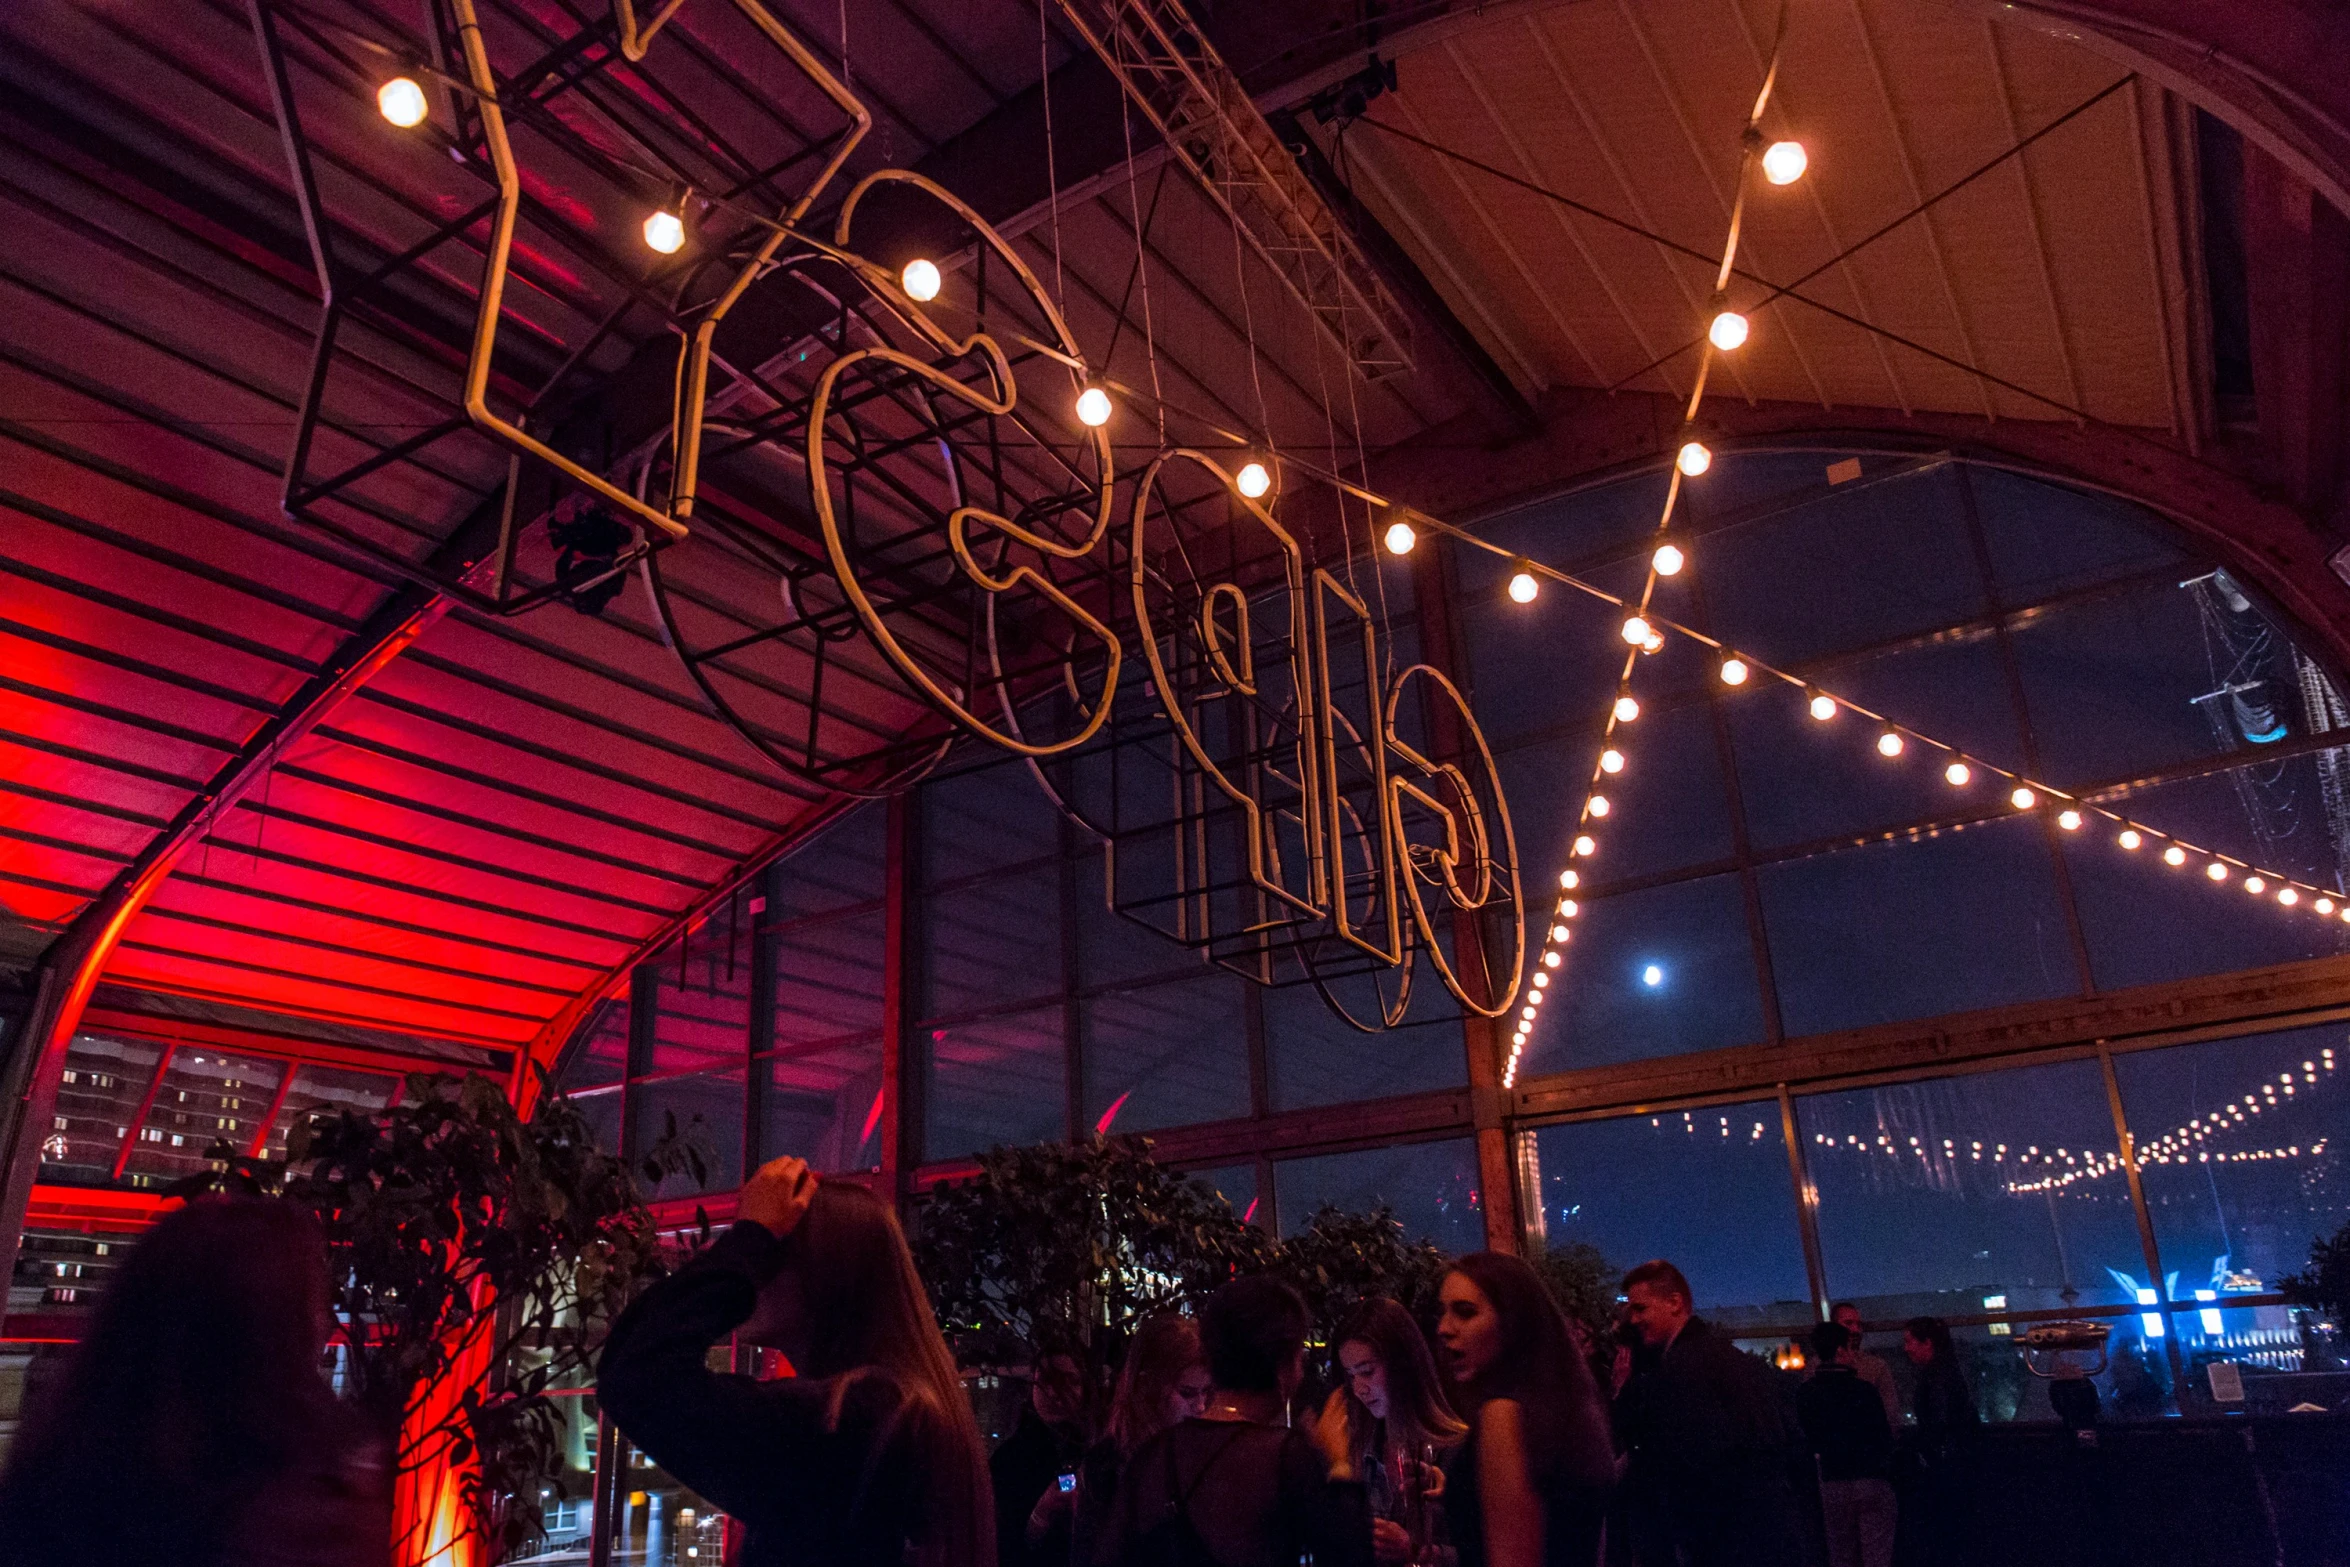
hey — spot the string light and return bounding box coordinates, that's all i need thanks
[1508,569,1539,604]
[1808,693,1836,721]
[1600,748,1625,774]
[2164,846,2187,866]
[2319,898,2336,915]
[2207,862,2229,882]
[1621,615,1652,645]
[1653,543,1685,576]
[1720,658,1749,686]
[1573,835,1596,858]
[2244,876,2265,894]
[901,258,942,302]
[1384,518,1417,555]
[2280,888,2300,906]
[1075,386,1113,427]
[2010,786,2036,810]
[1236,461,1272,498]
[2058,809,2082,831]
[643,208,686,254]
[1761,140,1809,184]
[1709,310,1750,351]
[378,77,428,128]
[1677,441,1713,477]
[1876,731,1903,758]
[1588,795,1612,818]
[1945,761,1971,787]
[2119,829,2142,850]
[1614,696,1640,723]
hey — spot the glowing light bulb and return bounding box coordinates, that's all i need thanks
[1876,731,1903,758]
[2010,786,2036,810]
[1599,748,1625,774]
[1075,386,1113,427]
[1614,696,1640,723]
[1588,795,1611,818]
[1621,615,1651,645]
[378,77,428,128]
[2245,876,2266,895]
[1719,658,1749,686]
[1709,311,1750,351]
[2164,846,2187,866]
[1808,693,1836,721]
[2280,887,2300,906]
[2207,862,2229,882]
[1236,461,1271,498]
[1558,899,1578,917]
[1543,950,1562,969]
[643,209,686,254]
[901,258,941,301]
[2058,809,2082,831]
[1653,543,1685,575]
[2119,829,2142,850]
[1676,441,1712,477]
[1761,140,1808,185]
[1551,924,1571,942]
[1508,570,1539,604]
[1560,870,1579,890]
[1641,632,1664,654]
[2319,897,2336,915]
[1384,519,1417,555]
[1573,834,1597,858]
[1945,761,1971,787]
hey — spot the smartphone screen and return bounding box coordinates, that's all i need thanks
[1057,1471,1077,1494]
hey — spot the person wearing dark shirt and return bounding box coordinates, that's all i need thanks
[1097,1275,1371,1567]
[1611,1260,1803,1567]
[1830,1303,1902,1432]
[1893,1318,1977,1567]
[991,1346,1089,1567]
[1072,1313,1211,1567]
[598,1156,993,1567]
[1797,1323,1895,1567]
[1435,1254,1616,1567]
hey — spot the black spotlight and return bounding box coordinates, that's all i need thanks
[549,504,632,616]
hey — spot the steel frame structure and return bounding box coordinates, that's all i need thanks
[1052,0,1415,382]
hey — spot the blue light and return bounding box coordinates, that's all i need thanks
[1641,963,1665,989]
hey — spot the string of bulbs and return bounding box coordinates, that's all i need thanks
[1500,7,1805,1089]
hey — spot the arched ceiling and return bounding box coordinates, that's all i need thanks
[0,0,2343,1090]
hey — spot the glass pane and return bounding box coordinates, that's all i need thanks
[1076,850,1205,988]
[1527,1103,1812,1330]
[1082,973,1251,1134]
[1760,817,2078,1039]
[761,1039,886,1174]
[1970,465,2183,604]
[1266,975,1465,1111]
[643,935,753,1076]
[1520,872,1765,1077]
[260,1065,396,1159]
[2113,1025,2350,1306]
[121,1049,287,1188]
[926,1006,1064,1161]
[37,1032,164,1186]
[628,1070,746,1199]
[922,865,1062,1019]
[568,1085,623,1159]
[2008,579,2236,788]
[559,996,628,1091]
[2066,765,2348,994]
[1799,1059,2148,1325]
[1183,1162,1260,1224]
[1499,699,1732,887]
[924,759,1061,885]
[1274,1138,1483,1253]
[772,909,885,1048]
[768,802,886,921]
[611,1426,730,1567]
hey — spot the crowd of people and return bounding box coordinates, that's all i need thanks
[0,1154,1984,1567]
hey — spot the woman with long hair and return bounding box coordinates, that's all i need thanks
[1070,1311,1211,1564]
[598,1155,993,1567]
[1434,1253,1615,1567]
[1333,1298,1467,1564]
[0,1196,388,1567]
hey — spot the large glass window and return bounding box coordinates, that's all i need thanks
[1527,1102,1811,1330]
[925,1006,1065,1162]
[120,1049,286,1188]
[1082,973,1251,1135]
[1275,1138,1484,1254]
[761,1039,885,1174]
[37,1032,164,1186]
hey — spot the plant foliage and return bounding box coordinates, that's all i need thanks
[2279,1217,2350,1320]
[171,1071,667,1563]
[1533,1241,1621,1346]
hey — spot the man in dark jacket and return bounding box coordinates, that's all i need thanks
[1613,1259,1804,1567]
[990,1346,1089,1567]
[1797,1322,1897,1567]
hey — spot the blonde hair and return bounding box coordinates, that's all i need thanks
[781,1181,994,1567]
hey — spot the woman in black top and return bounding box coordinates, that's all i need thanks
[1894,1317,1977,1567]
[1072,1311,1211,1565]
[1334,1298,1467,1563]
[1435,1254,1615,1567]
[599,1156,993,1567]
[1097,1276,1372,1567]
[0,1197,388,1567]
